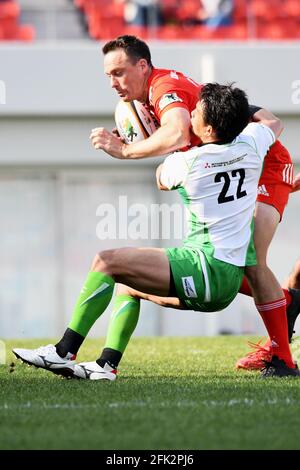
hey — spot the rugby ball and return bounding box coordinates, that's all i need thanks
[115,100,159,144]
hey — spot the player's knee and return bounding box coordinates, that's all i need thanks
[91,249,116,274]
[245,265,261,288]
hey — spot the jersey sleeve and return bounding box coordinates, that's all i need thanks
[152,85,189,121]
[160,152,189,190]
[239,123,275,161]
[150,74,200,121]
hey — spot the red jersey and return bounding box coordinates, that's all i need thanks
[146,67,202,148]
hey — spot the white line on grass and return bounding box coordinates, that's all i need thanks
[0,397,299,411]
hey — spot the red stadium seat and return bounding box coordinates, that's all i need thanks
[223,24,248,40]
[282,0,300,18]
[0,0,19,37]
[157,0,178,25]
[0,18,18,39]
[251,0,267,18]
[83,0,124,39]
[0,1,19,19]
[190,26,215,40]
[176,0,201,22]
[17,24,35,41]
[257,22,286,40]
[278,18,300,38]
[72,0,300,42]
[157,25,192,40]
[0,1,35,41]
[251,0,280,21]
[123,26,149,40]
[233,0,248,21]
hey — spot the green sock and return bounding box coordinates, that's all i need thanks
[104,294,140,353]
[68,271,115,337]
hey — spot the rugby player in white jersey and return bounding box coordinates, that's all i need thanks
[13,83,299,378]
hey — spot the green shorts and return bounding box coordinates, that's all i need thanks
[166,246,244,312]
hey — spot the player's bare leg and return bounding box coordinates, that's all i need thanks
[246,202,282,302]
[91,247,172,296]
[71,247,187,380]
[237,202,296,370]
[76,280,186,380]
[14,247,177,379]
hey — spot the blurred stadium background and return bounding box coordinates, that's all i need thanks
[0,0,299,340]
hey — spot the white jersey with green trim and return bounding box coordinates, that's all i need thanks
[160,123,275,267]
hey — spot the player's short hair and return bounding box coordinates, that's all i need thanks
[200,83,249,143]
[102,35,153,66]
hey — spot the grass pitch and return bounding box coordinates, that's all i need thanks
[1,336,300,450]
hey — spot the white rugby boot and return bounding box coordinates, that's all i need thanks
[73,361,117,381]
[13,344,76,377]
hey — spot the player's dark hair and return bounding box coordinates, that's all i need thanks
[200,83,249,143]
[102,35,153,66]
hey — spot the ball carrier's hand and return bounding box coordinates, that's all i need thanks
[90,108,192,161]
[90,127,127,159]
